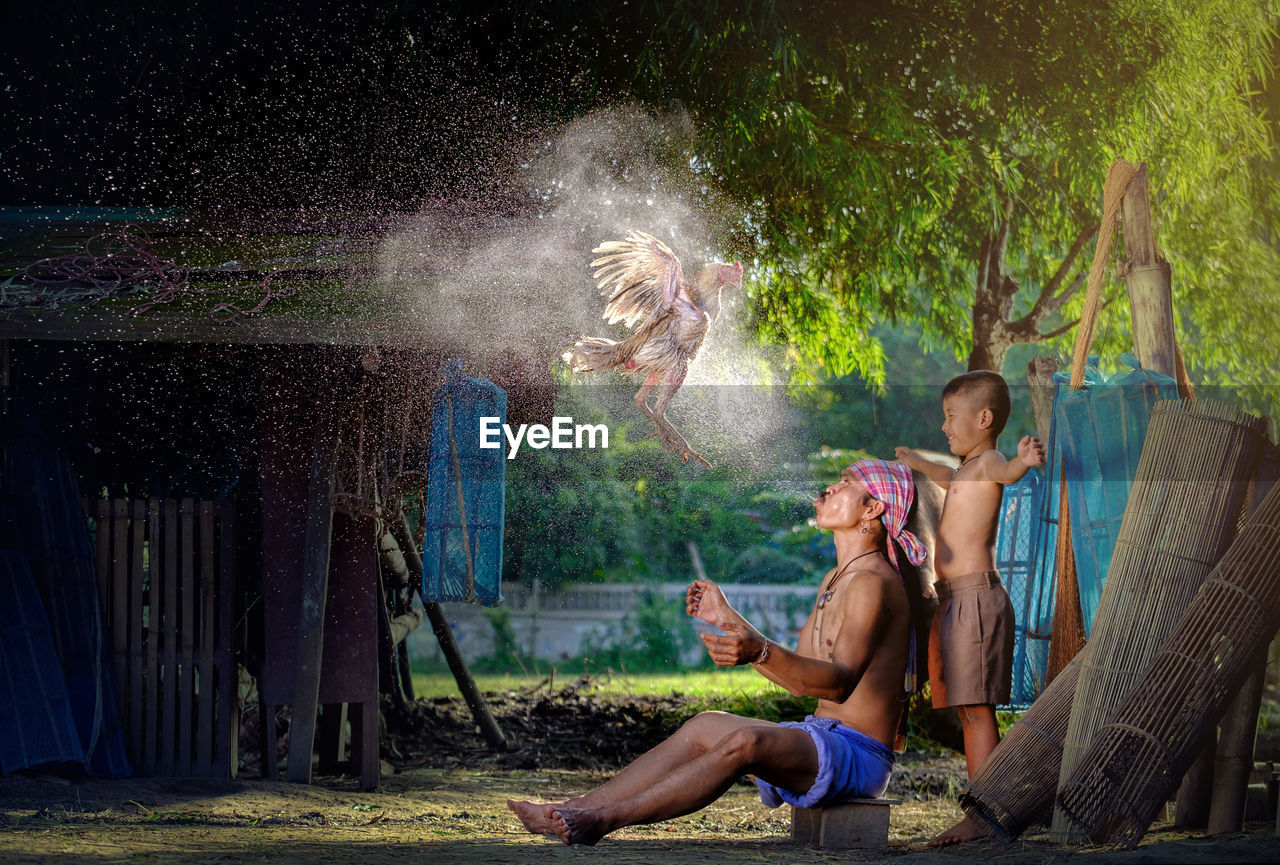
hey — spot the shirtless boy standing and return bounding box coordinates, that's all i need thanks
[507,459,927,846]
[895,371,1044,843]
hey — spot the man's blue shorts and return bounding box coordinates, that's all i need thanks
[755,715,895,808]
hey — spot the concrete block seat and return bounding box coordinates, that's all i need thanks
[790,798,901,849]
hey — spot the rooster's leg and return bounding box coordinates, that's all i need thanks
[633,375,660,420]
[649,367,711,468]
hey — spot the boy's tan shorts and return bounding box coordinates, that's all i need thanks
[928,570,1014,709]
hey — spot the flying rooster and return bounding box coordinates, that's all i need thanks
[565,231,743,467]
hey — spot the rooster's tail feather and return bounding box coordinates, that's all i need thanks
[563,336,630,373]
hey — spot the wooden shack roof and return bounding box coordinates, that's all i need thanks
[0,206,431,347]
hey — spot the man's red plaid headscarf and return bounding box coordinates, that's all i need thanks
[846,459,928,573]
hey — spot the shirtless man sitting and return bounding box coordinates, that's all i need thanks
[508,459,928,846]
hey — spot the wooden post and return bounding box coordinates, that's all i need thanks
[392,514,507,753]
[1208,452,1279,832]
[144,500,161,776]
[286,407,338,783]
[1120,163,1176,378]
[1026,357,1060,445]
[1124,162,1215,825]
[0,338,9,414]
[128,500,146,771]
[1175,730,1217,829]
[179,498,195,776]
[160,499,178,777]
[1208,649,1268,833]
[216,500,237,779]
[110,499,129,722]
[198,501,217,777]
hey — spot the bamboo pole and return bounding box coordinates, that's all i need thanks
[286,406,338,784]
[1120,163,1176,380]
[392,514,507,753]
[1207,649,1267,833]
[1207,455,1278,833]
[1174,732,1217,829]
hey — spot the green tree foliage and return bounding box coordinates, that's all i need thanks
[20,3,1274,387]
[619,1,1280,385]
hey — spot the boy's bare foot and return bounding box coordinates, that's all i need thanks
[928,815,990,847]
[507,799,559,835]
[550,806,608,846]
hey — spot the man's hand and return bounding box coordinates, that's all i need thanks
[686,579,734,627]
[699,620,768,667]
[1017,435,1047,468]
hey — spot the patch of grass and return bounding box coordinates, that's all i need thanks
[412,667,816,723]
[415,666,770,700]
[144,811,208,824]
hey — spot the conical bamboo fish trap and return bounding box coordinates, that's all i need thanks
[1049,399,1269,840]
[959,398,1266,839]
[1055,478,1280,846]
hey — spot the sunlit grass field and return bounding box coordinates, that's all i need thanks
[413,666,785,700]
[412,666,1021,739]
[411,666,810,720]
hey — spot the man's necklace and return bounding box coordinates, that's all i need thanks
[817,549,882,610]
[813,548,882,657]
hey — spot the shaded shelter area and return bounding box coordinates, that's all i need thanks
[0,207,555,788]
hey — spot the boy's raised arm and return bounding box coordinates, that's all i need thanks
[984,435,1047,484]
[895,446,952,488]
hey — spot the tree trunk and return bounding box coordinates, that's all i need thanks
[965,196,1096,376]
[967,339,1008,373]
[968,293,1011,372]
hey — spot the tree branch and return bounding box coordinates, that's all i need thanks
[975,230,993,307]
[1044,221,1099,298]
[1044,272,1086,316]
[1031,296,1118,341]
[1007,221,1099,332]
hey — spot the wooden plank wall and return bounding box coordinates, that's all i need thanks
[94,497,237,778]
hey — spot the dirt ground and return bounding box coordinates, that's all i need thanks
[2,767,1279,865]
[2,685,1278,864]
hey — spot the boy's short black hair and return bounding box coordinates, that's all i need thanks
[942,370,1011,437]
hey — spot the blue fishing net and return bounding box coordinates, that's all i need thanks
[1053,355,1178,637]
[998,354,1177,706]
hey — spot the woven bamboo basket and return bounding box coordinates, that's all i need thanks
[1049,399,1269,839]
[1055,479,1280,846]
[959,399,1266,839]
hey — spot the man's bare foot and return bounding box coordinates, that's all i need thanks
[507,799,559,835]
[928,815,991,847]
[550,806,608,846]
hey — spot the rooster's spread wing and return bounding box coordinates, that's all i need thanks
[590,231,699,329]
